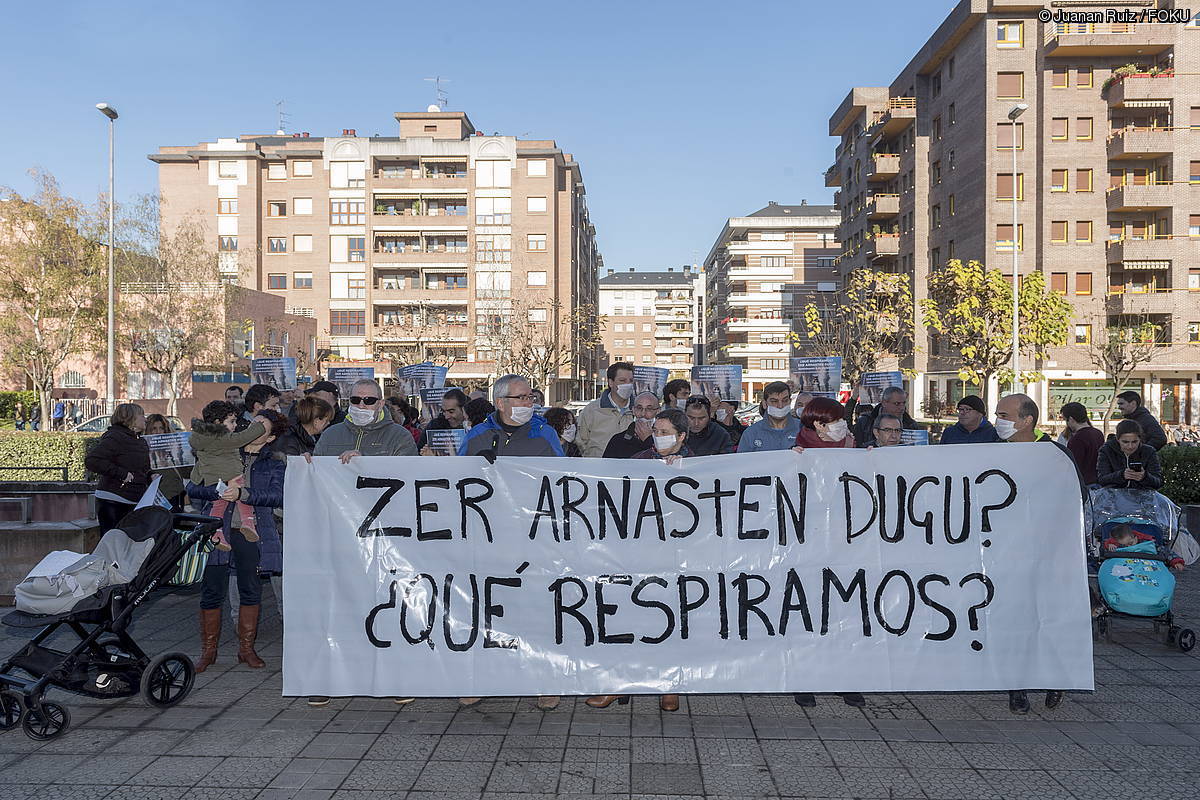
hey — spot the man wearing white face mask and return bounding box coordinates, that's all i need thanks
[738,381,803,452]
[663,378,692,411]
[313,379,417,462]
[575,362,636,458]
[459,374,564,458]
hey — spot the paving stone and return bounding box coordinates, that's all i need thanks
[557,760,630,793]
[911,768,1001,800]
[836,766,926,798]
[485,760,561,792]
[193,755,292,788]
[361,733,438,762]
[429,733,504,761]
[28,787,116,800]
[0,756,87,785]
[52,755,157,785]
[337,759,423,792]
[700,763,776,796]
[768,764,848,797]
[631,763,704,794]
[410,760,493,793]
[126,755,224,786]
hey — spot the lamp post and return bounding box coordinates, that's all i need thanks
[1007,103,1028,394]
[96,103,118,412]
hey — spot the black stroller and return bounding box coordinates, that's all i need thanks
[0,507,221,740]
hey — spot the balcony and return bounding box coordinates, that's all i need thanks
[868,98,916,139]
[1106,73,1175,106]
[726,317,790,331]
[1043,22,1174,56]
[1105,181,1178,212]
[824,164,841,187]
[372,285,469,304]
[1105,235,1192,266]
[372,163,468,190]
[1106,127,1179,160]
[372,212,469,228]
[866,153,900,182]
[865,233,900,260]
[372,323,471,342]
[1104,289,1180,315]
[866,193,900,219]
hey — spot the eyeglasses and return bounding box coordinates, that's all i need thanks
[349,396,380,406]
[877,427,903,434]
[503,394,535,402]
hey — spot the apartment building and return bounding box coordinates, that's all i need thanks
[827,0,1200,423]
[599,267,703,375]
[150,108,602,400]
[703,201,841,398]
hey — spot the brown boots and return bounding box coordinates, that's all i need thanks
[236,605,265,668]
[196,608,222,673]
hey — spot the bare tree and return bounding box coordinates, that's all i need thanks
[0,172,105,428]
[372,303,466,369]
[1087,304,1160,433]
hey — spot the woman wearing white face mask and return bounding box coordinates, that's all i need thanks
[543,407,582,457]
[792,396,856,451]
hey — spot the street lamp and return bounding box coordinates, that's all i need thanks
[1007,103,1028,394]
[96,103,118,411]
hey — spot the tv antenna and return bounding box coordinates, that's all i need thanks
[424,76,450,110]
[275,100,290,135]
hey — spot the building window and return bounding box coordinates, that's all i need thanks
[1075,169,1093,192]
[294,197,313,215]
[1074,324,1092,345]
[996,122,1024,149]
[293,272,313,289]
[527,233,547,251]
[996,173,1023,200]
[293,160,313,177]
[997,72,1023,99]
[932,116,942,141]
[931,73,942,98]
[1076,66,1093,88]
[931,205,941,229]
[1051,272,1068,295]
[932,161,942,184]
[1076,117,1093,141]
[330,310,365,336]
[218,161,238,178]
[1192,161,1200,183]
[218,236,238,251]
[268,274,287,290]
[528,308,548,323]
[527,196,547,213]
[268,237,287,253]
[948,194,955,215]
[527,159,547,177]
[348,237,365,262]
[293,234,313,253]
[330,199,365,225]
[1190,268,1200,290]
[996,21,1023,47]
[1051,118,1068,140]
[268,201,287,217]
[1052,67,1068,88]
[348,278,365,299]
[1051,221,1068,243]
[1051,169,1068,192]
[1075,272,1092,295]
[527,271,547,287]
[759,256,786,267]
[267,163,287,180]
[218,198,237,214]
[996,224,1023,251]
[760,358,787,371]
[1075,220,1093,243]
[948,103,956,125]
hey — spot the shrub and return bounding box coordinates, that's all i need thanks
[0,391,39,420]
[1160,445,1200,506]
[0,431,101,481]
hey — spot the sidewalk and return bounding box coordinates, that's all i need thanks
[1,576,1197,800]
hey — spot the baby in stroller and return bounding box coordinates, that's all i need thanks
[1104,523,1184,571]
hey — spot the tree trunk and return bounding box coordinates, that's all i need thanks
[38,387,51,431]
[1101,377,1127,435]
[167,367,179,417]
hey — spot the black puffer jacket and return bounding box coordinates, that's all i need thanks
[1096,438,1163,490]
[85,424,151,502]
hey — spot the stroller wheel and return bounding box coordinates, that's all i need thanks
[141,652,195,708]
[0,691,22,731]
[1178,629,1196,653]
[21,701,69,741]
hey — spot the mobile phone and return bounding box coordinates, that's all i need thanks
[1128,461,1143,471]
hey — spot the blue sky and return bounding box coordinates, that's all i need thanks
[1,0,953,269]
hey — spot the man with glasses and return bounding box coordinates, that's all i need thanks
[870,413,904,447]
[602,391,661,458]
[938,395,1000,445]
[313,379,417,462]
[458,374,563,711]
[683,396,733,456]
[576,362,636,457]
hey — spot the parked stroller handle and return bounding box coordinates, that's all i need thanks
[172,513,222,531]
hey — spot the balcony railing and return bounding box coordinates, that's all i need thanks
[1106,72,1177,105]
[1106,126,1184,159]
[866,153,901,181]
[866,233,900,260]
[1105,180,1182,211]
[1043,22,1175,55]
[824,164,841,187]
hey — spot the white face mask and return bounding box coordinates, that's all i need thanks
[653,434,678,452]
[509,405,534,425]
[347,404,378,426]
[716,409,728,422]
[614,383,635,399]
[995,418,1018,440]
[676,398,688,410]
[824,419,849,441]
[766,404,792,419]
[561,424,577,443]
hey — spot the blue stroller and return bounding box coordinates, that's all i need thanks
[1087,488,1196,652]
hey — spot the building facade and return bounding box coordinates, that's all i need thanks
[150,109,602,399]
[703,202,841,398]
[598,267,702,375]
[827,0,1200,423]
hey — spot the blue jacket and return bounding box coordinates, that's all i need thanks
[458,412,564,457]
[186,445,285,574]
[939,419,1002,445]
[737,416,803,452]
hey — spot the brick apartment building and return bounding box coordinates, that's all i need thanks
[150,108,603,400]
[827,0,1200,423]
[598,266,704,375]
[703,202,841,398]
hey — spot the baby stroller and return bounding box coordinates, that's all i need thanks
[0,507,221,740]
[1087,487,1197,653]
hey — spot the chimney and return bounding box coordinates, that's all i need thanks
[801,199,807,205]
[628,268,634,273]
[667,267,674,272]
[301,132,310,138]
[475,131,484,136]
[342,129,356,137]
[292,133,300,138]
[607,269,614,275]
[768,200,777,206]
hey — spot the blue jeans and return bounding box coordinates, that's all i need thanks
[199,530,261,609]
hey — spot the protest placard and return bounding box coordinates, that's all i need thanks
[251,357,297,391]
[860,371,905,404]
[691,365,742,402]
[789,357,842,399]
[145,432,194,470]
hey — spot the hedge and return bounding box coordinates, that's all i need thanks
[0,431,101,482]
[1160,445,1200,507]
[0,390,39,420]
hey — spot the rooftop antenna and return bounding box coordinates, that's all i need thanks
[424,76,450,110]
[275,100,290,136]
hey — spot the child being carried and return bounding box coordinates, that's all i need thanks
[190,401,267,551]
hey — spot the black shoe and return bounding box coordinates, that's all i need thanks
[1045,690,1064,709]
[793,693,816,707]
[1008,690,1030,714]
[839,692,866,708]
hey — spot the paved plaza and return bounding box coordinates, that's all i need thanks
[1,575,1198,800]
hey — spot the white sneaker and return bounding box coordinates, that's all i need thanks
[393,697,415,705]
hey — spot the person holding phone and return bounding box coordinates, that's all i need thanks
[1097,419,1163,490]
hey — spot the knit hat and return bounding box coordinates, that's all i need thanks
[957,395,985,414]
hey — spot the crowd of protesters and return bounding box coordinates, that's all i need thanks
[75,363,1183,717]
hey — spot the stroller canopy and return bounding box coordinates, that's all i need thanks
[1087,488,1182,546]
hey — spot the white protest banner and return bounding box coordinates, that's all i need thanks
[283,445,1092,697]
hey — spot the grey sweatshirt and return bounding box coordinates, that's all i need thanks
[313,414,417,457]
